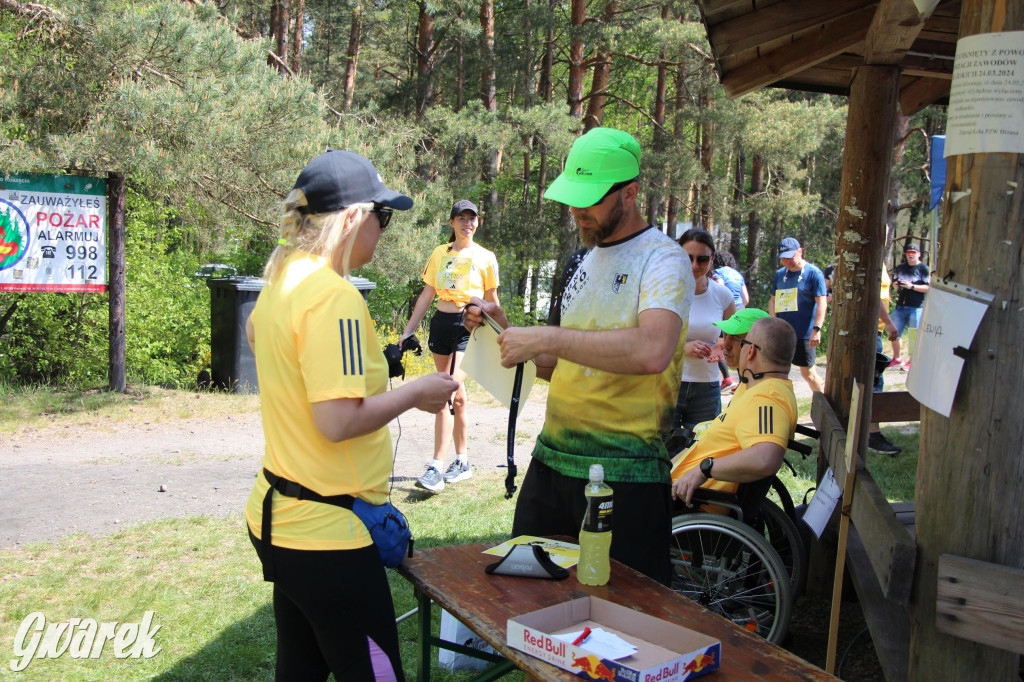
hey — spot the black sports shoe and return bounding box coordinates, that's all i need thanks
[868,431,902,455]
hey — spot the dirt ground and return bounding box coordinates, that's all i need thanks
[0,364,904,679]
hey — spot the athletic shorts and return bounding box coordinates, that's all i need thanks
[428,310,470,355]
[791,338,817,368]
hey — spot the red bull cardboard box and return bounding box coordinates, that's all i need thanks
[507,596,721,681]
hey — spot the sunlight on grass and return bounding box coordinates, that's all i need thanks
[0,474,525,682]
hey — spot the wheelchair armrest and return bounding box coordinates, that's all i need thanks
[674,488,745,521]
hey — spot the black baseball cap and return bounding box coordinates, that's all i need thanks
[294,150,413,215]
[450,200,479,218]
[905,243,921,252]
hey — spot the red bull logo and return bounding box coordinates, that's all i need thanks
[681,652,716,674]
[522,629,567,657]
[644,661,680,681]
[0,202,29,271]
[572,654,618,681]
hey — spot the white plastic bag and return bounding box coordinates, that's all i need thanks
[438,609,495,671]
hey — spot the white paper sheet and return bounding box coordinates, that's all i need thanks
[553,628,638,661]
[461,312,536,417]
[802,468,841,540]
[906,281,993,417]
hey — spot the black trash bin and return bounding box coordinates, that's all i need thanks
[208,277,264,394]
[206,275,376,394]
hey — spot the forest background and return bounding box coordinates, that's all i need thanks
[0,0,945,388]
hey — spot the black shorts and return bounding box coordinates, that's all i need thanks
[428,310,470,355]
[511,459,673,586]
[791,338,817,367]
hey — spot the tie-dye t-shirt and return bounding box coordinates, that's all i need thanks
[533,227,693,484]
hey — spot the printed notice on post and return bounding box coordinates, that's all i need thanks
[945,32,1024,157]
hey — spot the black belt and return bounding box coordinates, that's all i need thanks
[259,469,356,582]
[505,362,525,499]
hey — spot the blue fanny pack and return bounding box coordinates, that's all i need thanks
[260,469,413,580]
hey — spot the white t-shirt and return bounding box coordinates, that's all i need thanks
[682,278,735,383]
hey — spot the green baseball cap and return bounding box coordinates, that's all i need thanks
[543,128,641,208]
[714,307,769,335]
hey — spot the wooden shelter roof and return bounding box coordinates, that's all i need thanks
[694,0,961,114]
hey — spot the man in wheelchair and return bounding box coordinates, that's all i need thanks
[665,315,800,642]
[670,315,798,505]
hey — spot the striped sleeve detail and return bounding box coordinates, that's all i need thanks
[758,405,775,435]
[338,318,364,376]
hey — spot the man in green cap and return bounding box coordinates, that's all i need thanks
[714,307,770,393]
[464,127,693,585]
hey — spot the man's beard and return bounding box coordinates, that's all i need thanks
[577,197,624,247]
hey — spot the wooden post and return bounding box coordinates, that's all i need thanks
[823,64,899,432]
[909,1,1024,678]
[107,172,126,392]
[825,381,863,674]
[807,64,900,596]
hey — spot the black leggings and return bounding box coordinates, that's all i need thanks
[249,530,405,681]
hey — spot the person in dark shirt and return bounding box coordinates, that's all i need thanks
[891,243,930,370]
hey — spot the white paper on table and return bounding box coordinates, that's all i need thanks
[906,280,993,418]
[553,628,637,661]
[461,311,536,417]
[802,468,841,540]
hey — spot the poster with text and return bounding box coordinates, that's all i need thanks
[945,32,1024,156]
[0,173,107,292]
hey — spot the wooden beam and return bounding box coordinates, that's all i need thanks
[870,391,921,423]
[936,554,1024,655]
[812,393,918,605]
[721,6,875,98]
[864,0,929,64]
[710,0,877,58]
[899,74,950,115]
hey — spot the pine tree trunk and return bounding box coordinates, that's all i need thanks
[480,0,499,219]
[343,2,362,111]
[647,3,670,228]
[567,0,586,120]
[289,0,304,73]
[745,154,764,278]
[730,150,745,258]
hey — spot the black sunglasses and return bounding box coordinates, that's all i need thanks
[586,179,636,208]
[739,338,761,351]
[688,254,712,265]
[372,204,393,230]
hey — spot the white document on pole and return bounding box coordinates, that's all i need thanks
[461,312,536,417]
[906,280,993,418]
[945,32,1024,156]
[802,468,841,540]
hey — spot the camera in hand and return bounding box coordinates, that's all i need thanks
[384,334,423,379]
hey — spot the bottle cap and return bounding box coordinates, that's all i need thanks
[589,464,604,482]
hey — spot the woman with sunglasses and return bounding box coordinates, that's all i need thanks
[675,228,737,431]
[400,200,500,492]
[244,150,459,681]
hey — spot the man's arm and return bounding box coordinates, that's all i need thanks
[808,294,827,348]
[672,441,786,505]
[879,298,898,340]
[496,307,683,374]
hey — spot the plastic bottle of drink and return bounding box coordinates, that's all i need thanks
[578,464,613,586]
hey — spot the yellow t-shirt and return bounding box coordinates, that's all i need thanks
[244,251,391,550]
[672,378,797,494]
[421,242,499,306]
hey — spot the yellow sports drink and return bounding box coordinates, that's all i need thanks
[578,464,613,586]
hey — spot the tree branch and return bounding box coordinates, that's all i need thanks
[197,177,276,227]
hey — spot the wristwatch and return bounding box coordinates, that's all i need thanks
[812,325,822,331]
[699,457,715,481]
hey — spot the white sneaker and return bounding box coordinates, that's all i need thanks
[442,460,472,483]
[416,466,445,492]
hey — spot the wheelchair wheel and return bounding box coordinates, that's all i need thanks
[669,513,793,644]
[754,499,808,597]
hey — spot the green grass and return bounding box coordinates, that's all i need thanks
[0,473,525,682]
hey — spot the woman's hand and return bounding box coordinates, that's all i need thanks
[463,296,509,332]
[411,373,460,414]
[685,340,712,359]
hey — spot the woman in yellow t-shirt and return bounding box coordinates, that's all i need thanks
[400,200,500,492]
[244,151,458,681]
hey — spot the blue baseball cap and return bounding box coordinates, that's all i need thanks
[778,237,801,259]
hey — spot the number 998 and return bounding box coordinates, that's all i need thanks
[66,245,98,260]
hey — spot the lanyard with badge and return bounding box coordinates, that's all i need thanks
[775,266,803,313]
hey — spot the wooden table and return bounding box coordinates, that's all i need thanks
[397,542,835,681]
